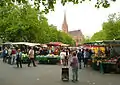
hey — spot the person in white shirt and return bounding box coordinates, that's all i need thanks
[8,47,12,64]
[28,47,36,67]
[60,50,66,65]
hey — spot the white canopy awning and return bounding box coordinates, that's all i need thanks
[61,44,69,47]
[12,42,40,46]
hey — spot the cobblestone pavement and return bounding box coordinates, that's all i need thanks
[0,59,120,85]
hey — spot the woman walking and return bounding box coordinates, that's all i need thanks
[70,52,79,82]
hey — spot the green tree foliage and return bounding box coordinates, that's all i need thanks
[91,30,106,41]
[90,12,120,42]
[0,3,75,45]
[0,0,117,13]
[102,13,120,40]
[82,36,90,43]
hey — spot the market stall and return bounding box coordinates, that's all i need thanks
[83,40,120,73]
[35,42,69,64]
[12,42,41,63]
[21,42,61,64]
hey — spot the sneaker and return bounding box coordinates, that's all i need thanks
[76,80,78,82]
[72,80,75,82]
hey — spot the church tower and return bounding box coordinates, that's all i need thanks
[62,11,68,33]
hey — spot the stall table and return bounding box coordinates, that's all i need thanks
[36,55,60,64]
[100,62,116,73]
[22,54,61,64]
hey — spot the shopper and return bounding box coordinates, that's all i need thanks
[16,49,22,68]
[77,49,82,69]
[8,47,12,64]
[60,50,66,65]
[2,47,8,63]
[28,47,36,67]
[11,47,16,65]
[83,49,89,67]
[70,52,79,82]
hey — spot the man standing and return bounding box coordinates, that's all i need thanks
[28,47,36,67]
[2,47,8,63]
[83,49,90,67]
[77,49,82,69]
[8,47,12,64]
[16,49,22,68]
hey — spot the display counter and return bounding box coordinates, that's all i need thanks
[22,54,60,64]
[100,62,116,73]
[92,56,120,73]
[36,55,60,64]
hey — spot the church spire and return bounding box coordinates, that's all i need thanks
[64,10,67,24]
[62,10,68,33]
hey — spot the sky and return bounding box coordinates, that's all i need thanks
[46,0,120,37]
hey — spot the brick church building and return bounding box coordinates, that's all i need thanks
[62,11,84,46]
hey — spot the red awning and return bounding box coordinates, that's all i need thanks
[47,42,63,46]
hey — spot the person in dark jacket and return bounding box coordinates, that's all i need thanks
[2,47,8,63]
[16,49,22,68]
[88,49,93,59]
[77,49,82,69]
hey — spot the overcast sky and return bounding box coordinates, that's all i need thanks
[45,0,120,37]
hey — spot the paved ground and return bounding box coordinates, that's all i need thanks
[0,59,120,85]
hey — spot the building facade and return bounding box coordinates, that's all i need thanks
[61,11,84,46]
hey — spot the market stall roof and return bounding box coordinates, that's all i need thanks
[61,43,69,47]
[47,42,62,46]
[41,44,47,47]
[3,42,13,44]
[47,42,69,46]
[12,42,41,46]
[83,40,120,46]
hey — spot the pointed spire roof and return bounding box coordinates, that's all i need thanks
[62,10,68,33]
[63,10,67,24]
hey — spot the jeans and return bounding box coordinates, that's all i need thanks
[11,56,15,65]
[72,67,78,81]
[3,56,7,63]
[79,62,81,69]
[83,58,88,67]
[16,59,22,68]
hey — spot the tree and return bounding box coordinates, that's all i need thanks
[91,30,106,41]
[90,12,120,42]
[0,3,75,45]
[82,36,91,43]
[0,5,41,42]
[102,13,120,40]
[0,0,117,13]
